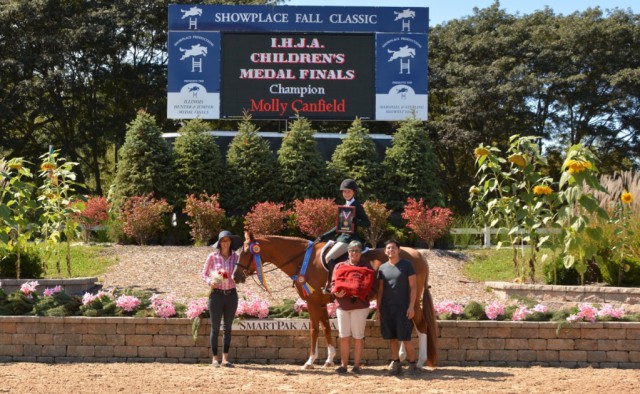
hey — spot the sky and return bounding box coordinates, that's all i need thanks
[286,1,637,25]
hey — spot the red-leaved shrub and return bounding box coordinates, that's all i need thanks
[74,196,110,242]
[293,198,336,238]
[120,194,172,245]
[244,201,291,236]
[363,200,392,248]
[183,193,226,246]
[401,197,454,248]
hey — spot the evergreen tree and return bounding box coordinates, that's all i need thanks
[111,110,173,209]
[327,117,382,201]
[277,117,328,202]
[223,115,280,214]
[383,116,443,210]
[172,119,224,206]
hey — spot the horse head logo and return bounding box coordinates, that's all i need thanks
[388,45,416,62]
[179,44,208,60]
[180,6,202,19]
[394,9,416,21]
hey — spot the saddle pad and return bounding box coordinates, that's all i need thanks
[332,265,375,301]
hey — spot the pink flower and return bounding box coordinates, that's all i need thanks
[116,295,141,312]
[20,281,39,296]
[512,306,530,321]
[294,298,308,313]
[368,300,378,310]
[150,294,176,318]
[533,304,548,313]
[566,303,599,323]
[236,291,269,319]
[82,290,113,305]
[485,301,505,320]
[43,285,62,297]
[186,298,209,319]
[598,304,625,319]
[435,300,463,316]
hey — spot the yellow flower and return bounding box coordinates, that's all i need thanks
[40,162,56,171]
[7,162,22,171]
[508,154,527,167]
[533,185,553,195]
[621,192,633,204]
[469,186,480,195]
[474,147,490,159]
[565,159,592,174]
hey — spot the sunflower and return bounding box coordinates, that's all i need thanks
[40,162,56,171]
[507,154,527,167]
[474,147,490,159]
[533,185,553,195]
[621,192,633,204]
[565,159,592,174]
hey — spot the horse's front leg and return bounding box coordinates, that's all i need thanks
[302,305,321,370]
[320,308,336,368]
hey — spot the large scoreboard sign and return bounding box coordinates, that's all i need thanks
[168,5,428,121]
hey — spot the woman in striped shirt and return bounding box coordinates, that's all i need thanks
[201,230,242,367]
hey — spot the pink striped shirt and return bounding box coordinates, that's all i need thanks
[201,250,238,291]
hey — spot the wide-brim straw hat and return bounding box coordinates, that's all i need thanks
[211,230,243,251]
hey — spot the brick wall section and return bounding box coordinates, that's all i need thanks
[1,317,639,368]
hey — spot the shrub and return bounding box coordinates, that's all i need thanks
[401,197,454,248]
[244,201,290,236]
[223,114,281,214]
[362,200,391,248]
[183,193,226,246]
[74,196,110,243]
[277,117,329,202]
[382,116,443,210]
[111,110,174,209]
[293,198,336,238]
[120,194,172,245]
[326,117,382,201]
[0,244,43,279]
[172,119,224,206]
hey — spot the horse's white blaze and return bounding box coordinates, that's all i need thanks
[417,333,427,368]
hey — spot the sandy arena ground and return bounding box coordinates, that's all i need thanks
[1,362,640,393]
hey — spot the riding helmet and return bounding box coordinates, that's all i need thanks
[340,178,358,192]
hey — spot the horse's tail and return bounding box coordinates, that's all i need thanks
[422,278,439,367]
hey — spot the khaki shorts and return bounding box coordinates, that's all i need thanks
[336,307,370,339]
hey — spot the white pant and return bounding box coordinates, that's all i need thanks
[336,308,370,339]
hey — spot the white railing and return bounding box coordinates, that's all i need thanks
[449,227,561,248]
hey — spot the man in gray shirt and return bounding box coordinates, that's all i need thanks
[376,239,418,376]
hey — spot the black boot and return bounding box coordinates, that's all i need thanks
[323,259,336,294]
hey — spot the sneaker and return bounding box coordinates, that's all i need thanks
[351,366,362,374]
[335,366,348,374]
[388,360,402,376]
[211,360,220,368]
[405,363,418,376]
[221,361,234,368]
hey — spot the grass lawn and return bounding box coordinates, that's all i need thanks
[463,247,549,283]
[43,244,116,279]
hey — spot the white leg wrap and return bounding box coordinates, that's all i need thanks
[417,333,427,368]
[399,342,407,362]
[302,340,319,370]
[323,344,336,367]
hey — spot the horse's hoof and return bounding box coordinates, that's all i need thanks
[323,362,334,368]
[417,359,426,368]
[302,363,314,370]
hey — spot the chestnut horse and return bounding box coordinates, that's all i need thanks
[234,233,438,369]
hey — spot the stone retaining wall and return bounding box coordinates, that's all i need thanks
[1,317,639,368]
[0,277,98,296]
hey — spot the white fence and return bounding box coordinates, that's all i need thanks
[449,227,561,248]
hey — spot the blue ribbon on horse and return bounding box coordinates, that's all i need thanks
[292,241,315,297]
[249,242,271,294]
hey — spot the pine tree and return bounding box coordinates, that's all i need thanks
[277,117,328,202]
[172,119,224,206]
[327,117,382,201]
[223,114,280,214]
[111,110,174,209]
[382,116,443,210]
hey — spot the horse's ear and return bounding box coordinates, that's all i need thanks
[244,231,254,242]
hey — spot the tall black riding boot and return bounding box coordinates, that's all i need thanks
[323,259,336,294]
